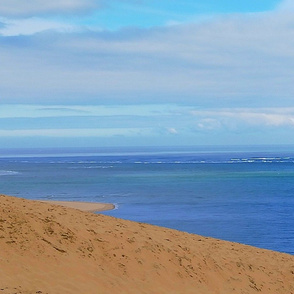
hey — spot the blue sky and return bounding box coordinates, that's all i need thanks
[1,0,294,148]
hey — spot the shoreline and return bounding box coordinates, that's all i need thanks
[39,200,115,212]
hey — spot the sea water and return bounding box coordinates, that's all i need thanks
[0,146,293,255]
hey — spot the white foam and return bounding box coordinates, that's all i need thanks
[0,170,19,176]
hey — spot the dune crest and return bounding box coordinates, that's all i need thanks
[0,194,293,294]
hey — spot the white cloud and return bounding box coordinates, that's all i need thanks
[235,112,294,127]
[166,127,178,134]
[277,0,294,11]
[191,108,294,129]
[1,5,294,106]
[0,0,102,17]
[0,17,77,36]
[197,118,221,130]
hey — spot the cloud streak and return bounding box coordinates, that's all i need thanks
[191,108,294,130]
[0,18,77,36]
[0,104,177,118]
[0,0,103,17]
[1,104,294,146]
[0,128,153,137]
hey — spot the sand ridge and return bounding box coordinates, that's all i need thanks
[0,194,293,294]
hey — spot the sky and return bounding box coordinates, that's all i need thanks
[1,0,294,148]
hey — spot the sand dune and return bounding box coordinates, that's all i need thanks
[0,195,293,294]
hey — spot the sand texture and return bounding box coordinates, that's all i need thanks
[0,195,293,294]
[39,200,115,212]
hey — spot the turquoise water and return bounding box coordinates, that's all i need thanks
[0,146,293,254]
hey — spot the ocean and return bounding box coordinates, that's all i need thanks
[0,146,293,255]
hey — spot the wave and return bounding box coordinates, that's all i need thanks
[0,170,19,176]
[228,157,294,163]
[5,154,294,166]
[68,166,114,169]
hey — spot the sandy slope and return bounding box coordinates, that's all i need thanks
[39,200,115,212]
[0,195,293,294]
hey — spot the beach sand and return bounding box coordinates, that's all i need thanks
[39,200,115,212]
[0,194,293,294]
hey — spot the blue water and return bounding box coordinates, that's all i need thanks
[0,146,293,255]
